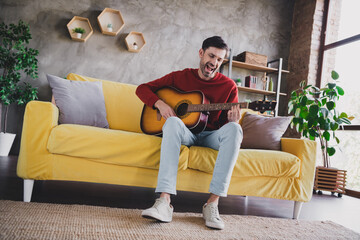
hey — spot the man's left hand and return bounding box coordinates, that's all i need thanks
[227,105,242,123]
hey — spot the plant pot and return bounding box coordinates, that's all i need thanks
[0,132,16,156]
[107,27,113,32]
[76,33,82,38]
[313,166,346,197]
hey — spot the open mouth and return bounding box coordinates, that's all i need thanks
[205,63,215,74]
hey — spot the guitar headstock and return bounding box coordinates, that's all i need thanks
[248,100,277,113]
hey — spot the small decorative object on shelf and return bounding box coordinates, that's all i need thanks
[133,42,138,50]
[107,23,113,32]
[235,78,242,86]
[97,8,125,36]
[234,51,268,67]
[125,31,146,53]
[268,77,273,91]
[245,76,257,88]
[72,27,85,38]
[67,16,93,42]
[263,110,273,116]
[261,73,269,91]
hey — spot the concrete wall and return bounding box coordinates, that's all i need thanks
[0,0,294,154]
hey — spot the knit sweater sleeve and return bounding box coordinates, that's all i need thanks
[135,72,175,108]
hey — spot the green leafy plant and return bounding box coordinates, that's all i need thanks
[107,23,112,28]
[72,27,86,34]
[0,20,39,133]
[288,70,351,168]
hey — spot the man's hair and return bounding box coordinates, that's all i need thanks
[202,36,228,53]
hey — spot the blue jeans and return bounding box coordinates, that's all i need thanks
[155,117,243,197]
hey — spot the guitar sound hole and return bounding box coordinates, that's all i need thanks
[176,103,189,118]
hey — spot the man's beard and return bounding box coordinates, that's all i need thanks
[200,62,217,78]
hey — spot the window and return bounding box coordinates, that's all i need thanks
[319,0,360,192]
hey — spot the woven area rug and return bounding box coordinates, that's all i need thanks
[0,200,359,240]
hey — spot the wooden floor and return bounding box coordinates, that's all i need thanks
[1,156,359,234]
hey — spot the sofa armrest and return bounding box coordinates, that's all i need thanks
[17,101,59,179]
[281,137,317,201]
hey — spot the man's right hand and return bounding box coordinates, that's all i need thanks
[154,100,176,120]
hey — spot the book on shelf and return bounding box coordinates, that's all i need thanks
[245,75,257,89]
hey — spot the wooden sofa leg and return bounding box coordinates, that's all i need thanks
[24,179,34,202]
[293,201,303,219]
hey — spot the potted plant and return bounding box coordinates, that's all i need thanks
[288,70,351,196]
[72,27,86,38]
[0,20,39,156]
[107,23,113,32]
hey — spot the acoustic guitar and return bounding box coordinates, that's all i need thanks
[140,87,276,135]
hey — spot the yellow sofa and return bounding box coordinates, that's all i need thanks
[17,73,317,219]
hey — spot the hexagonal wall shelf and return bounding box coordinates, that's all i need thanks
[67,16,93,42]
[97,8,125,36]
[125,31,146,53]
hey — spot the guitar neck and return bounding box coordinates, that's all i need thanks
[187,102,249,113]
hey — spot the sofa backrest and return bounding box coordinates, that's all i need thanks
[67,73,143,133]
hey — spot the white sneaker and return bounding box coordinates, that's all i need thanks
[202,202,224,230]
[142,197,173,222]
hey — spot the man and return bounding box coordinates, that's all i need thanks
[136,36,243,230]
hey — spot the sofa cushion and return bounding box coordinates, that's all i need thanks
[188,146,301,178]
[66,73,144,133]
[240,112,293,150]
[47,124,189,171]
[47,74,109,128]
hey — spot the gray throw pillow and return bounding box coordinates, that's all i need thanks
[240,112,292,150]
[47,74,109,128]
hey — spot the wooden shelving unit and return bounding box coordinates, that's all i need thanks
[220,50,289,116]
[222,59,290,74]
[237,86,287,96]
[67,16,93,42]
[125,31,146,52]
[97,8,125,36]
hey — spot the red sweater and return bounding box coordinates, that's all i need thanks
[136,68,238,130]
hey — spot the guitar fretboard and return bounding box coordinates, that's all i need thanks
[187,102,249,113]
